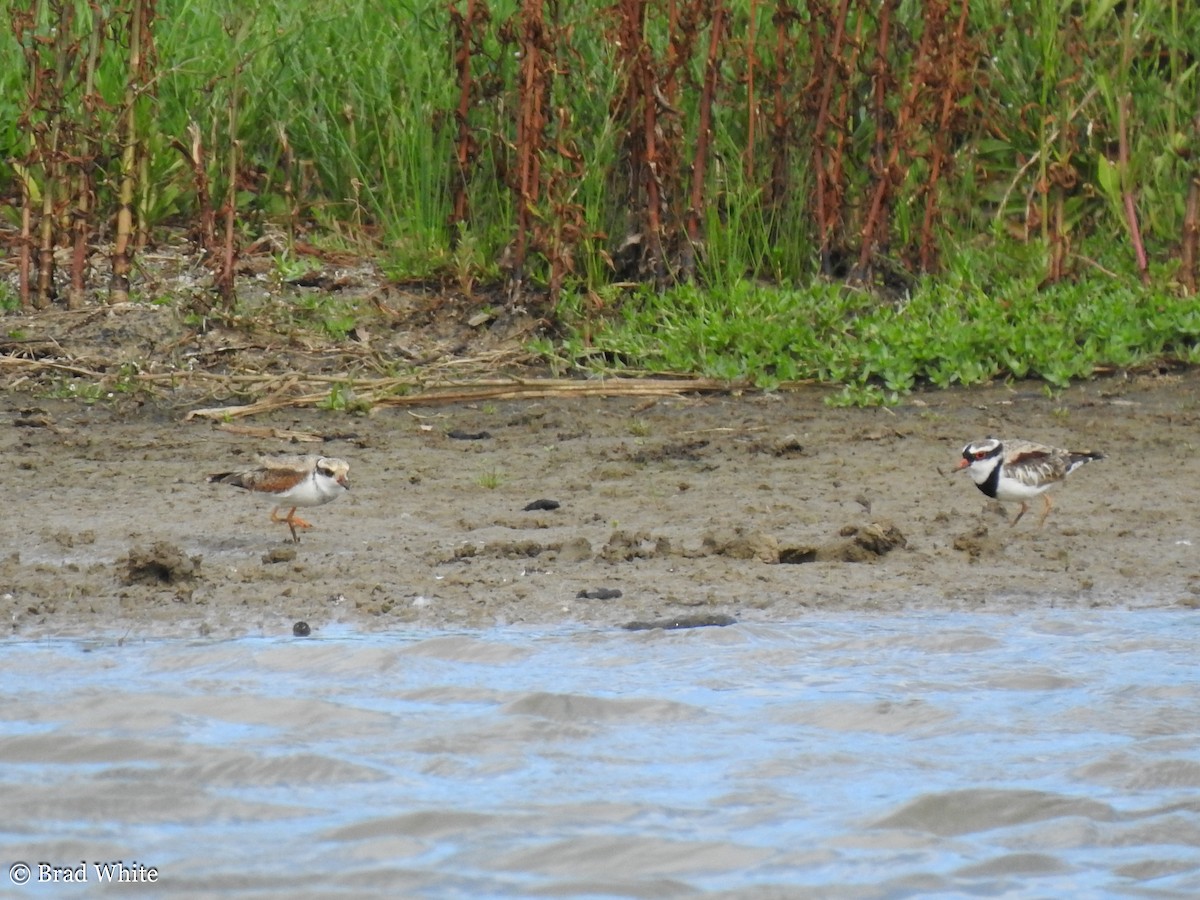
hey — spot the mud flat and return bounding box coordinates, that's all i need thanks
[2,364,1197,639]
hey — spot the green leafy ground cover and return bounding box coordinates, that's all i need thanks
[539,246,1200,405]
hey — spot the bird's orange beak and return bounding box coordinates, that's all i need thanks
[954,458,969,471]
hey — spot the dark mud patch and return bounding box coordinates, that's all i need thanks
[120,542,201,586]
[621,439,711,464]
[748,434,805,457]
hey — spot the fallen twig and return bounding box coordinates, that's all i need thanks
[184,376,744,421]
[213,422,326,442]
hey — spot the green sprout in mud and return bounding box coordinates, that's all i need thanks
[109,362,143,394]
[299,297,358,342]
[48,378,107,403]
[826,383,899,409]
[318,383,373,414]
[628,419,651,437]
[271,252,320,286]
[476,468,505,490]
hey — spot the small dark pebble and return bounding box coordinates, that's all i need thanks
[576,587,622,600]
[447,429,492,440]
[524,498,561,512]
[292,621,312,637]
[623,614,737,631]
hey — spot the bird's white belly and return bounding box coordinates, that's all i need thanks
[993,478,1054,502]
[276,478,336,507]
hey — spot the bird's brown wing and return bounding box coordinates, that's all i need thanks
[208,456,312,493]
[1005,445,1069,485]
[239,467,307,494]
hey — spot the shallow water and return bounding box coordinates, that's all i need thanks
[2,611,1200,898]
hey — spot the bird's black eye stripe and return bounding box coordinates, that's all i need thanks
[317,465,332,477]
[963,443,1001,462]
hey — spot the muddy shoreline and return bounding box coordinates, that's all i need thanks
[3,367,1198,639]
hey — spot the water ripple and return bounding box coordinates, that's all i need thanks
[2,610,1200,897]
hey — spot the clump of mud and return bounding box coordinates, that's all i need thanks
[601,530,672,562]
[952,525,1004,561]
[701,527,779,563]
[441,535,596,565]
[120,541,201,586]
[779,521,908,564]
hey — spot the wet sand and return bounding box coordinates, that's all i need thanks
[3,367,1198,638]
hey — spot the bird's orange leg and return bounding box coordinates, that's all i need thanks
[1010,501,1029,526]
[271,506,313,543]
[1037,494,1054,528]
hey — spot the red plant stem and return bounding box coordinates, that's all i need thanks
[744,0,757,183]
[513,0,548,285]
[809,0,852,268]
[640,44,664,277]
[215,46,241,304]
[1049,157,1067,284]
[830,11,864,248]
[684,0,725,276]
[918,0,969,272]
[277,124,297,247]
[856,0,902,277]
[767,2,795,209]
[614,0,665,278]
[663,0,682,99]
[1182,94,1200,294]
[18,179,32,310]
[449,0,480,240]
[1183,174,1199,294]
[174,122,215,257]
[217,138,238,302]
[1117,95,1150,285]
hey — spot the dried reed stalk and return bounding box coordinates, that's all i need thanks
[184,375,742,421]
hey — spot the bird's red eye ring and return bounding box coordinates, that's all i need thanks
[974,451,987,459]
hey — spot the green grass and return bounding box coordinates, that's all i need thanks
[475,467,505,490]
[541,242,1200,404]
